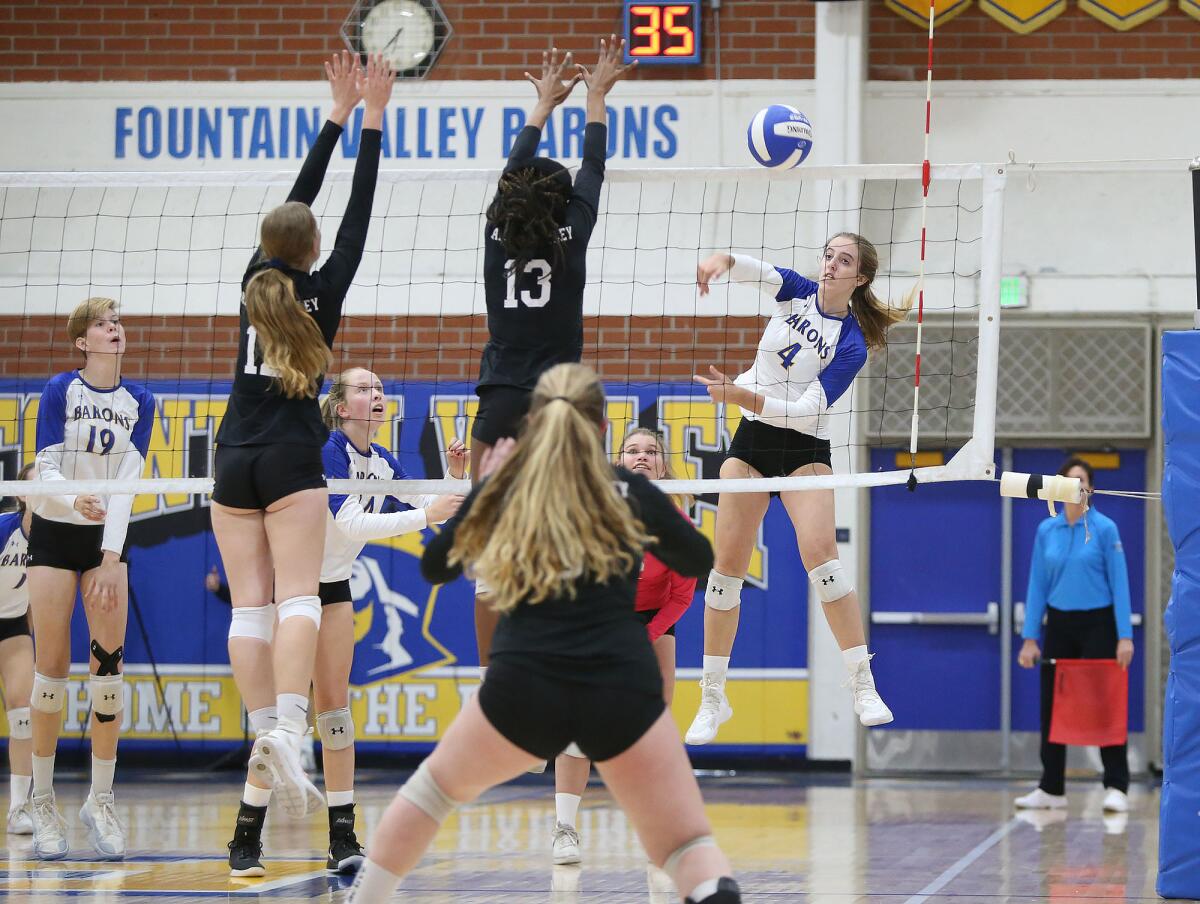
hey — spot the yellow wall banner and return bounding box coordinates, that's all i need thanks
[885,0,975,28]
[1182,0,1200,22]
[1079,0,1169,29]
[979,0,1068,32]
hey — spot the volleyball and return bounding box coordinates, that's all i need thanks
[747,105,814,168]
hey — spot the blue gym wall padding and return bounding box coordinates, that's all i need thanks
[1158,330,1200,898]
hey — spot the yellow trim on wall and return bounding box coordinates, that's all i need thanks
[1079,0,1169,30]
[885,0,976,29]
[979,0,1068,32]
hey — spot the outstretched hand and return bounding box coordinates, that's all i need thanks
[326,50,363,125]
[577,36,637,97]
[358,53,397,129]
[526,47,582,114]
[696,253,734,297]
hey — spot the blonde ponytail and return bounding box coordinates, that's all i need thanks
[244,268,332,399]
[449,364,650,613]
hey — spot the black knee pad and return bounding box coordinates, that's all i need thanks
[687,877,742,904]
[90,640,124,723]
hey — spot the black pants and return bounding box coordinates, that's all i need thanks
[1038,606,1130,796]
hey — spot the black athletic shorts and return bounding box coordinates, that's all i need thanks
[0,613,31,642]
[319,580,351,607]
[471,386,532,446]
[636,607,675,637]
[212,443,326,510]
[478,655,666,762]
[726,417,832,479]
[28,514,128,573]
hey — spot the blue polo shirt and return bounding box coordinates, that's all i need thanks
[1022,507,1133,640]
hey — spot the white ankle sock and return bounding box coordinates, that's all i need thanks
[32,754,55,796]
[327,789,354,808]
[248,705,278,734]
[10,774,31,809]
[689,878,721,901]
[351,859,402,901]
[91,755,116,796]
[842,645,870,673]
[243,781,273,808]
[702,655,729,688]
[276,693,309,735]
[555,792,581,827]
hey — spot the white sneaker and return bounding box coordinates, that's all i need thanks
[551,821,581,865]
[299,731,317,776]
[684,679,732,745]
[7,802,33,835]
[847,660,894,727]
[1102,788,1129,812]
[1014,787,1067,810]
[249,727,323,820]
[80,791,126,860]
[30,791,69,860]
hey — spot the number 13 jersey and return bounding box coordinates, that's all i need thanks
[478,122,607,392]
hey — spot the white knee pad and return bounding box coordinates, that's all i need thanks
[704,571,744,612]
[6,706,31,740]
[664,833,718,876]
[317,707,354,751]
[810,559,852,603]
[89,674,124,718]
[398,760,461,824]
[31,673,67,714]
[229,604,276,643]
[563,742,586,759]
[276,595,321,629]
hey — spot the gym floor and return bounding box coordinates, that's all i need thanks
[0,770,1162,902]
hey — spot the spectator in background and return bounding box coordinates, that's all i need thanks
[1015,456,1133,813]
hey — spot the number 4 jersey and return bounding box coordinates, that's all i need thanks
[730,254,868,442]
[34,370,155,552]
[477,122,607,392]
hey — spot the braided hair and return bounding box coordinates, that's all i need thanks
[486,166,572,277]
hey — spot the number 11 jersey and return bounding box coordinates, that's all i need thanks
[478,122,608,392]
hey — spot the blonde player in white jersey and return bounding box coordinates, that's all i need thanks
[26,297,155,858]
[686,234,914,745]
[224,366,465,878]
[0,463,36,834]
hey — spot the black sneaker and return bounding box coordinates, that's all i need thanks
[228,802,267,878]
[327,831,365,873]
[686,877,741,904]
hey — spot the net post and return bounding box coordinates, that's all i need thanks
[1192,157,1200,329]
[968,166,1007,479]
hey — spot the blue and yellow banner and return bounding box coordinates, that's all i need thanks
[979,0,1068,32]
[1079,0,1169,29]
[0,379,810,757]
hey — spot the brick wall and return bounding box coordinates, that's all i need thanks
[0,314,765,384]
[2,0,1198,83]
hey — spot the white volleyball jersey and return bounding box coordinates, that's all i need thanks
[0,512,29,619]
[320,430,438,583]
[729,255,868,440]
[34,371,155,554]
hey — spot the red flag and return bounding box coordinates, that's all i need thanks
[1049,659,1128,747]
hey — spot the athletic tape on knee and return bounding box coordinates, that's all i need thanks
[31,672,67,714]
[317,707,354,751]
[228,604,275,643]
[664,834,718,877]
[276,595,321,628]
[89,674,124,720]
[89,640,124,723]
[398,760,461,824]
[563,742,586,759]
[809,559,852,604]
[6,706,31,740]
[704,571,744,612]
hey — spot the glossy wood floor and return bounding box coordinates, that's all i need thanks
[0,770,1171,902]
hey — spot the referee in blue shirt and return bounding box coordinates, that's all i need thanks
[1015,457,1133,813]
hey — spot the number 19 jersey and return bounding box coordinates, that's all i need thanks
[478,122,607,392]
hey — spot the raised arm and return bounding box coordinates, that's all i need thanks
[286,51,363,206]
[504,47,581,172]
[310,54,395,303]
[697,253,818,303]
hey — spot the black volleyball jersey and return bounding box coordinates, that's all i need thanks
[421,467,713,669]
[216,122,383,448]
[477,122,607,391]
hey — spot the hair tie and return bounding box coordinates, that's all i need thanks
[547,396,572,404]
[263,257,289,271]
